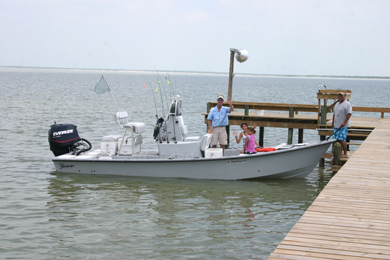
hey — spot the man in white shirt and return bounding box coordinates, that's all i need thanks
[332,91,352,158]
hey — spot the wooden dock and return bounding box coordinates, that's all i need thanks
[204,90,390,146]
[268,118,390,259]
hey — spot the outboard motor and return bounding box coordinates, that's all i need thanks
[48,123,91,156]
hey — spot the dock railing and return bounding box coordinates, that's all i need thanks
[204,100,390,145]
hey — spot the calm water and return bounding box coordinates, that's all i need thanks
[0,67,389,259]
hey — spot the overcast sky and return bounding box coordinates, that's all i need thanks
[1,0,389,76]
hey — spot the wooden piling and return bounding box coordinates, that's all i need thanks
[298,129,303,143]
[259,127,264,147]
[333,142,341,173]
[288,107,295,144]
[244,105,249,116]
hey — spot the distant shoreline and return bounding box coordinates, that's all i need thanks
[1,65,389,80]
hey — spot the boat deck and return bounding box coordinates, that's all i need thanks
[268,118,390,259]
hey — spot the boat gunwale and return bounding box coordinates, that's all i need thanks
[52,139,336,163]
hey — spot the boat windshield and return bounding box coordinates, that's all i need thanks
[169,99,182,116]
[169,100,176,115]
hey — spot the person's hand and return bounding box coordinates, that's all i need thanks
[253,123,257,128]
[227,97,232,105]
[233,132,237,137]
[207,128,212,134]
[340,122,346,128]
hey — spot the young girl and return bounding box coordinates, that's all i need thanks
[233,122,257,149]
[242,127,261,154]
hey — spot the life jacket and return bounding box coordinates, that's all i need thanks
[256,147,277,152]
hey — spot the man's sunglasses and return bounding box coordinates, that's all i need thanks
[217,98,224,101]
[338,94,344,97]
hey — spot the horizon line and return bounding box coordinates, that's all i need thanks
[1,65,389,80]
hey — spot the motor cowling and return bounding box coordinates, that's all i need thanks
[48,123,81,156]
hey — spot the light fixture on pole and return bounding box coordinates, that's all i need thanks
[228,48,249,98]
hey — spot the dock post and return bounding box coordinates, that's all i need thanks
[298,129,304,143]
[288,107,295,144]
[259,127,264,147]
[319,105,328,166]
[333,142,341,173]
[244,105,249,116]
[228,50,235,98]
[206,103,212,132]
[226,125,230,148]
[320,105,328,141]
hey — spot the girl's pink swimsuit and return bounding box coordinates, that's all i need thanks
[245,134,257,153]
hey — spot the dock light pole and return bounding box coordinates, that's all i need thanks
[228,48,249,98]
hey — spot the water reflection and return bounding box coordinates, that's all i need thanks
[46,171,331,259]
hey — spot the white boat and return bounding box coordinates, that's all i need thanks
[49,95,336,180]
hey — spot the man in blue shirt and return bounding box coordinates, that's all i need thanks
[207,95,234,154]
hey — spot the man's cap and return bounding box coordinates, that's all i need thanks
[217,95,224,100]
[338,91,346,96]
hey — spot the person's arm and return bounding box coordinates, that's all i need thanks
[227,97,234,112]
[242,136,249,153]
[331,114,335,128]
[255,140,262,149]
[236,132,243,143]
[207,120,212,134]
[233,132,241,144]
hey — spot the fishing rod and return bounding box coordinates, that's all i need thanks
[173,67,178,96]
[154,68,170,114]
[165,71,173,100]
[142,75,159,118]
[151,70,166,116]
[152,69,170,143]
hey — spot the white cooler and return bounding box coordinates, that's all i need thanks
[117,137,142,155]
[100,135,122,156]
[205,148,223,158]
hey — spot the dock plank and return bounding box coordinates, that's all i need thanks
[269,118,390,259]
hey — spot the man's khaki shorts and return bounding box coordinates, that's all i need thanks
[211,126,227,146]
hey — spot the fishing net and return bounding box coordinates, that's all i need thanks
[94,75,110,94]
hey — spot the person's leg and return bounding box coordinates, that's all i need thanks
[339,128,349,158]
[210,128,219,149]
[218,127,227,156]
[340,140,348,157]
[220,144,225,156]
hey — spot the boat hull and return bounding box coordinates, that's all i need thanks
[52,140,335,180]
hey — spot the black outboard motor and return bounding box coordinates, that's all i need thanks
[48,123,91,156]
